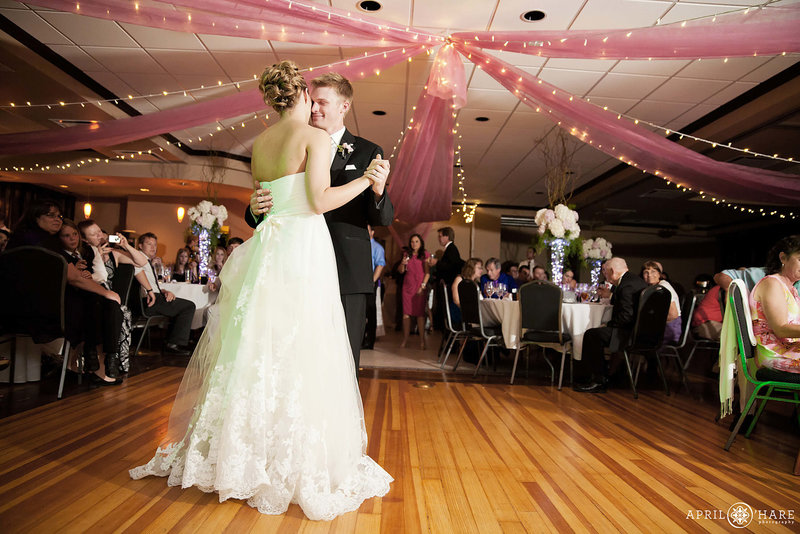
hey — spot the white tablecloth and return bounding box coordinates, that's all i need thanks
[161,282,217,329]
[480,299,612,359]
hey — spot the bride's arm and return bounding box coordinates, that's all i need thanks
[306,129,371,215]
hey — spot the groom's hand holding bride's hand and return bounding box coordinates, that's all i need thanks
[250,183,274,217]
[364,155,390,197]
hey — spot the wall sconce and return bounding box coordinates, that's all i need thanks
[177,206,185,223]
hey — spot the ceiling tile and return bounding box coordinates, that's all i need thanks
[351,82,407,105]
[666,104,716,131]
[611,59,691,76]
[148,49,225,76]
[582,95,638,114]
[490,0,584,31]
[571,0,668,30]
[412,0,496,31]
[121,23,205,50]
[647,77,731,104]
[0,8,71,45]
[123,73,181,95]
[655,3,729,25]
[269,41,341,56]
[701,81,758,107]
[469,66,513,91]
[87,71,137,99]
[676,57,771,82]
[625,100,693,125]
[39,12,138,47]
[740,56,800,83]
[588,72,667,100]
[47,44,106,72]
[198,34,271,53]
[275,53,343,71]
[465,88,523,111]
[538,68,606,96]
[330,0,411,26]
[211,51,272,79]
[543,58,615,72]
[457,109,513,125]
[82,46,166,75]
[489,50,548,69]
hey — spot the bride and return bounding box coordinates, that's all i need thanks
[130,61,393,521]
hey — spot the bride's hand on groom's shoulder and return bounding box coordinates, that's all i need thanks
[250,185,274,217]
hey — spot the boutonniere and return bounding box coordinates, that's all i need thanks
[337,142,354,158]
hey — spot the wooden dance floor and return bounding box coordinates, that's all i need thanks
[1,366,798,533]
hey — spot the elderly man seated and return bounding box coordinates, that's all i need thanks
[479,257,518,297]
[574,257,647,393]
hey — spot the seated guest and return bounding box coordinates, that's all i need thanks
[210,245,228,276]
[135,232,196,355]
[226,237,244,256]
[58,219,90,273]
[532,264,549,281]
[452,258,484,309]
[749,235,800,374]
[692,284,723,341]
[562,269,578,290]
[0,229,9,252]
[574,257,648,393]
[641,260,681,344]
[517,264,531,285]
[502,261,519,282]
[77,219,149,289]
[480,257,518,298]
[171,247,198,283]
[8,201,122,384]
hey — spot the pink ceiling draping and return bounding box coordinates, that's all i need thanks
[387,45,466,224]
[453,5,800,60]
[27,0,439,47]
[0,46,428,156]
[454,44,800,205]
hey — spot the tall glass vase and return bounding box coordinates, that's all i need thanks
[589,259,603,287]
[198,228,210,282]
[547,238,568,286]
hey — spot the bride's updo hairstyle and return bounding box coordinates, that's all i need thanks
[259,60,307,113]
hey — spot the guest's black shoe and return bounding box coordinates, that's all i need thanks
[165,343,191,356]
[573,378,608,393]
[104,353,120,379]
[83,352,100,373]
[89,373,123,387]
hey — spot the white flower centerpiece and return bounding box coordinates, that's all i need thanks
[582,237,613,287]
[534,203,581,285]
[187,200,228,280]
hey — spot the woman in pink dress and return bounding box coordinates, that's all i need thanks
[398,233,430,349]
[749,235,800,374]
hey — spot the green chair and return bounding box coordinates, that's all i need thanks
[724,279,800,451]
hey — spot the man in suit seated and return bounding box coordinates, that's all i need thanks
[134,232,196,356]
[574,257,647,393]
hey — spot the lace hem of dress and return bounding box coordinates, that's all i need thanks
[129,449,391,521]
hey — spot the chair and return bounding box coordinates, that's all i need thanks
[450,280,502,375]
[682,289,723,371]
[621,284,671,399]
[130,277,169,357]
[654,292,698,393]
[724,279,800,451]
[437,280,466,368]
[0,246,72,399]
[514,281,571,387]
[112,263,135,304]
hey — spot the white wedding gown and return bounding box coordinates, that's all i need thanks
[130,172,393,521]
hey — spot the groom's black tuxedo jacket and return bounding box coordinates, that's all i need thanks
[244,128,394,294]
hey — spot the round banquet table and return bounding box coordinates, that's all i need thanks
[161,282,218,329]
[479,299,612,359]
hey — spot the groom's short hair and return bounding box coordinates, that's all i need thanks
[311,73,353,103]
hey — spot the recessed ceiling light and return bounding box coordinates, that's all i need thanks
[357,0,382,12]
[59,184,69,188]
[140,188,150,192]
[372,110,386,116]
[475,116,490,122]
[521,10,546,22]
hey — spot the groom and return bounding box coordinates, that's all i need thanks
[245,72,394,372]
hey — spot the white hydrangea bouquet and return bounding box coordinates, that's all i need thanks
[535,203,581,241]
[582,237,612,261]
[188,200,227,232]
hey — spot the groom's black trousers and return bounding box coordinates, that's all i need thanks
[341,293,367,371]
